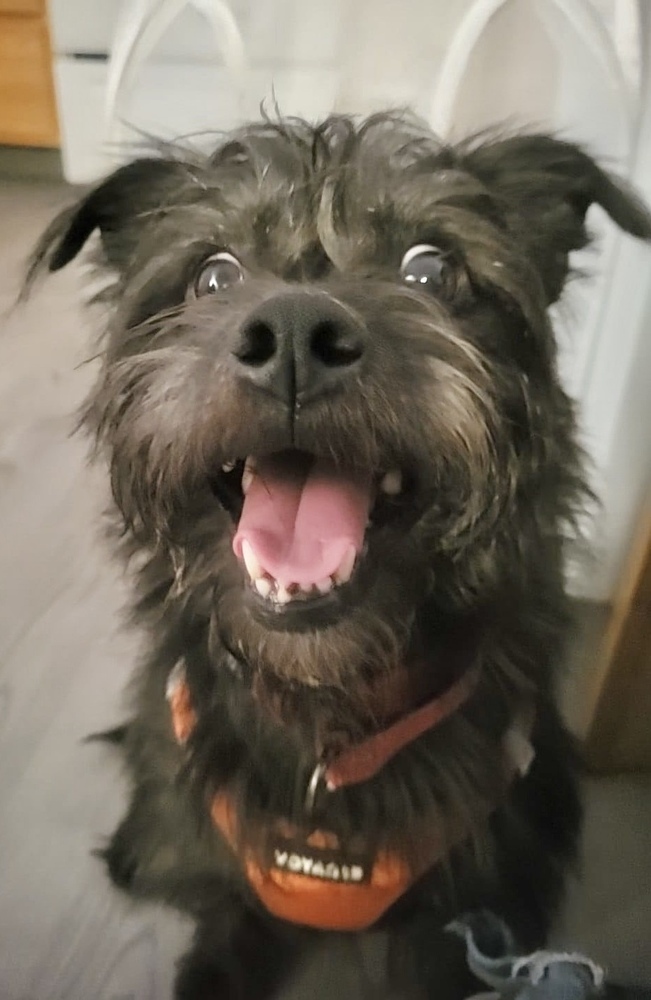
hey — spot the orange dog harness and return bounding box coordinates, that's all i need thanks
[167,663,533,931]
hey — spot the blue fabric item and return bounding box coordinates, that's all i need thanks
[446,911,604,1000]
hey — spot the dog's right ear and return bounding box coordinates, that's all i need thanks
[23,157,189,295]
[462,134,651,303]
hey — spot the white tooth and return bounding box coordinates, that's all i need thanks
[242,457,257,495]
[275,585,292,604]
[316,578,333,594]
[334,546,356,586]
[221,460,236,472]
[241,540,263,580]
[254,577,272,598]
[299,582,313,593]
[380,469,402,496]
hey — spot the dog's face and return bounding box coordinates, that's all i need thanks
[29,115,650,699]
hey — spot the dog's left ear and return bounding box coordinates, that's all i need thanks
[23,157,190,294]
[464,134,651,302]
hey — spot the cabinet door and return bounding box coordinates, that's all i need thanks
[0,13,59,146]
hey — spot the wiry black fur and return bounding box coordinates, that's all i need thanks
[27,113,651,999]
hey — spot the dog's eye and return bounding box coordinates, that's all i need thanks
[400,244,451,294]
[194,252,244,296]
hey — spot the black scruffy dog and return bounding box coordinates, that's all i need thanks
[27,113,651,999]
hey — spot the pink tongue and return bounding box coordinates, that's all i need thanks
[233,452,372,587]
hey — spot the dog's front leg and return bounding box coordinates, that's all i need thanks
[175,908,302,1000]
[99,768,235,913]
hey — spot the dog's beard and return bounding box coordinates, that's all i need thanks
[214,541,419,688]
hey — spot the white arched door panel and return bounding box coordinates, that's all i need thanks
[427,0,649,597]
[104,0,247,151]
[96,0,343,167]
[429,0,639,394]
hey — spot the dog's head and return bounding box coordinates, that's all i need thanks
[27,114,650,707]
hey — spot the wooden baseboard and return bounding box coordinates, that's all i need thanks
[583,508,651,773]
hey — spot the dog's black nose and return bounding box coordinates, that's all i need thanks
[233,292,366,404]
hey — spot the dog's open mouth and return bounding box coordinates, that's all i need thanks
[210,449,407,614]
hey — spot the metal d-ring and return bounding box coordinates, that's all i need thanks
[304,761,327,815]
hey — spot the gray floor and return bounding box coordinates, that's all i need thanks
[0,174,649,1000]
